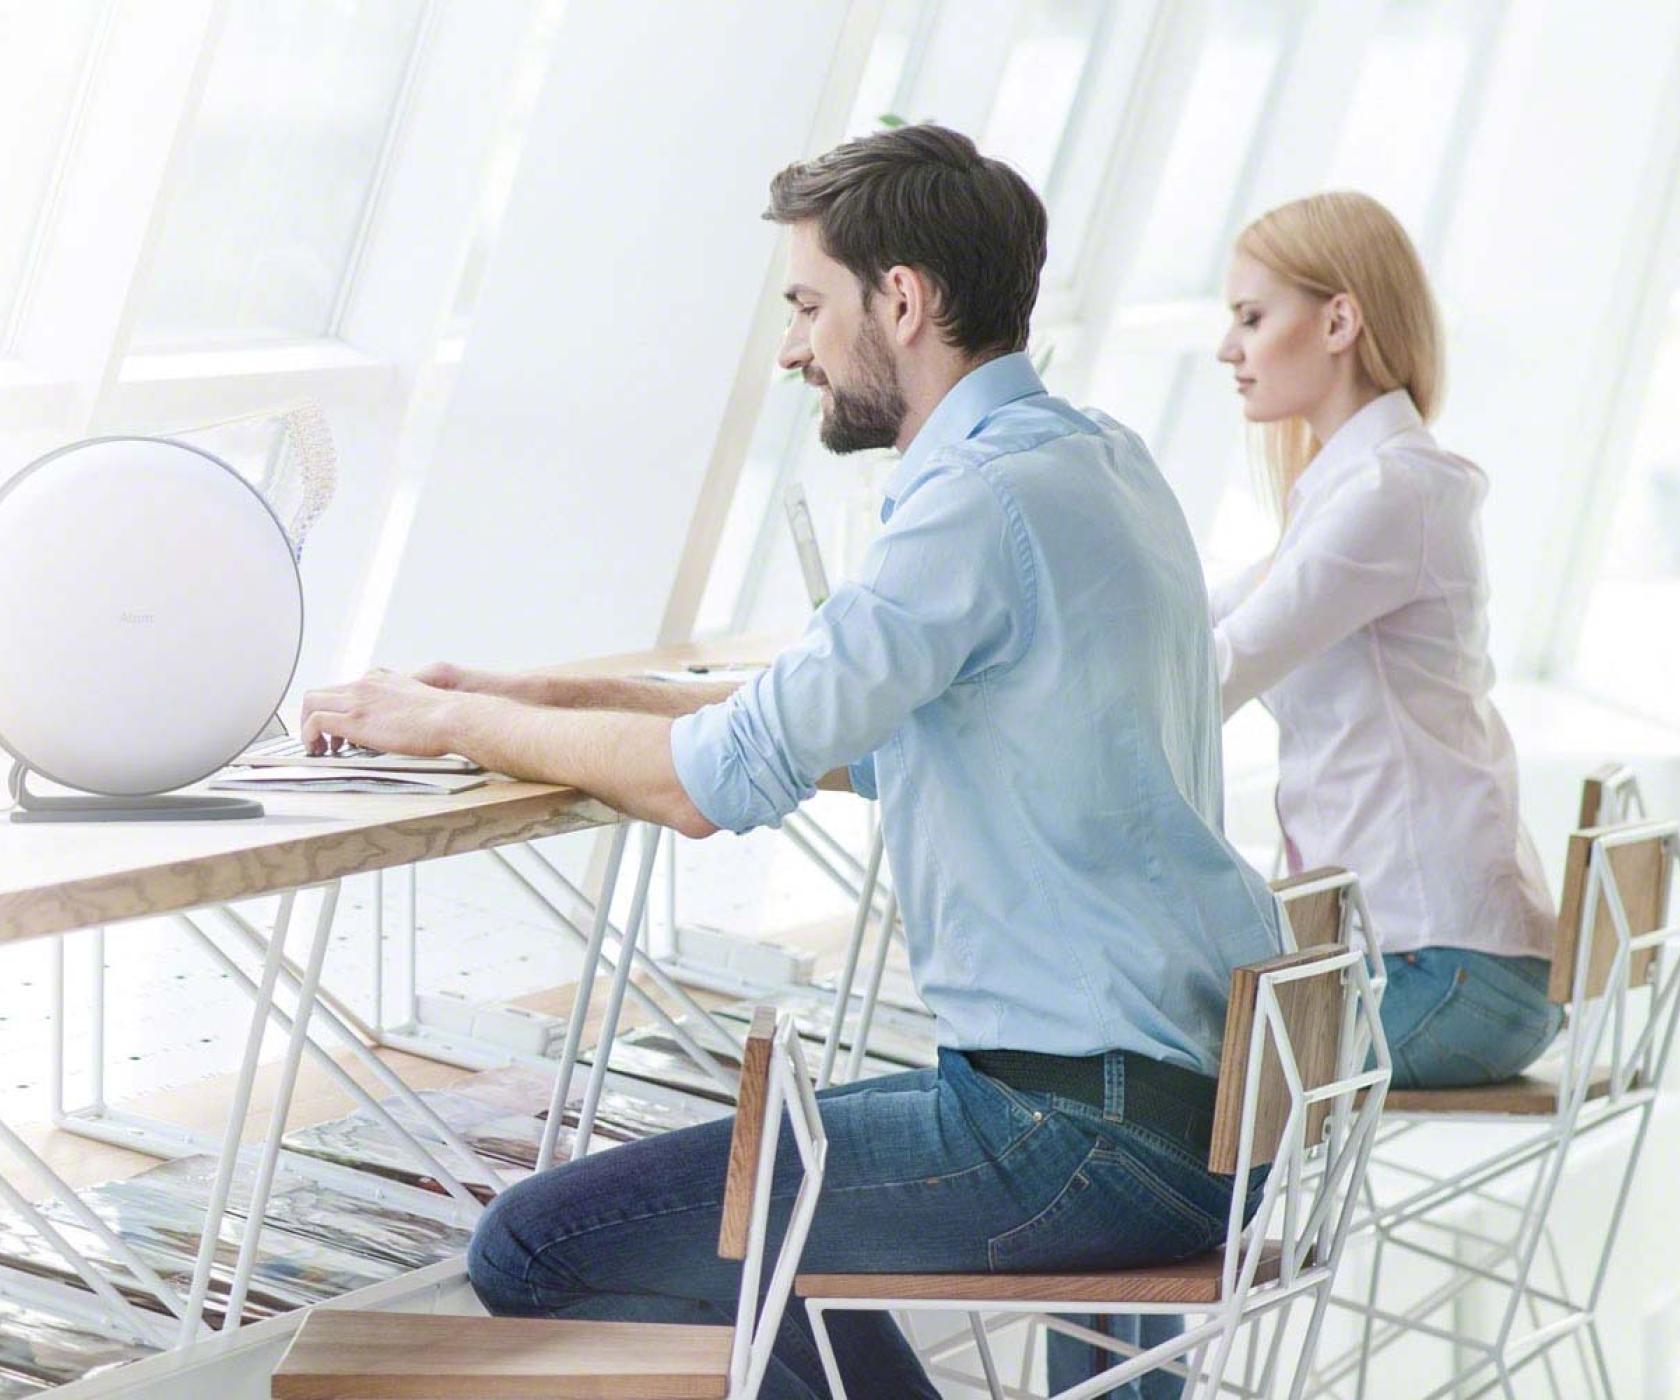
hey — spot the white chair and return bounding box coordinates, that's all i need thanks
[1306,809,1680,1400]
[796,944,1390,1398]
[271,1007,828,1400]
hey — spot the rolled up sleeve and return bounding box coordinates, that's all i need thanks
[670,465,1030,834]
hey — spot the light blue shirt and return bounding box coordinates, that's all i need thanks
[672,353,1280,1073]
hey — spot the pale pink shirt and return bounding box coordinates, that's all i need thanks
[1212,390,1555,959]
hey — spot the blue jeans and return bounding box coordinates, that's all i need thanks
[1380,947,1564,1090]
[468,1048,1265,1399]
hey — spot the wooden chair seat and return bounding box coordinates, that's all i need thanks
[1373,1067,1612,1117]
[273,1311,732,1399]
[796,1241,1282,1307]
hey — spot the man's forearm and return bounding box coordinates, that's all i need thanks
[448,693,717,837]
[506,672,740,717]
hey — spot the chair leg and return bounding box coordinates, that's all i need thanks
[1019,1315,1042,1394]
[1586,1317,1616,1400]
[1198,1312,1245,1400]
[1182,1339,1210,1399]
[968,1312,1006,1400]
[1288,1283,1340,1400]
[806,1302,850,1400]
[1260,1296,1296,1398]
[1354,1229,1387,1400]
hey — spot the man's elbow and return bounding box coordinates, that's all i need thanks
[661,788,720,841]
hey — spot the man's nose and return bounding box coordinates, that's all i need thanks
[777,321,810,372]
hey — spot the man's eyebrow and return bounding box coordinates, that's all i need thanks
[1229,297,1258,311]
[783,284,820,304]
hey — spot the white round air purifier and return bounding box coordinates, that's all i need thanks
[0,436,303,821]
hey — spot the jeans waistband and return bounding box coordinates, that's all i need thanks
[964,1047,1218,1157]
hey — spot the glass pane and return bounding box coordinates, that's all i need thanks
[451,0,569,330]
[982,0,1106,201]
[1119,0,1291,301]
[1325,0,1475,235]
[0,2,105,343]
[844,0,930,137]
[697,0,938,634]
[1568,297,1680,721]
[696,370,892,638]
[131,0,425,348]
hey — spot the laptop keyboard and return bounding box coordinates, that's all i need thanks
[246,736,385,761]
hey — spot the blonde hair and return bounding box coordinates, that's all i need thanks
[1235,191,1444,518]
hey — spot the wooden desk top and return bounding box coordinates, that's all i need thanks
[0,634,789,946]
[0,780,619,946]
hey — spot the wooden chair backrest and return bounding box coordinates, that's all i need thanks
[1549,824,1671,1003]
[1578,765,1639,829]
[1270,867,1350,951]
[717,1007,778,1261]
[1209,946,1347,1174]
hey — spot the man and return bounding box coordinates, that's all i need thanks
[303,123,1280,1400]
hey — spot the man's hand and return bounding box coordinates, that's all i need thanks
[413,661,474,691]
[300,670,469,757]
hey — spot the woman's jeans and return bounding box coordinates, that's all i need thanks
[1379,946,1564,1090]
[468,1047,1265,1400]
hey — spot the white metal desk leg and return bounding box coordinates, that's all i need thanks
[539,822,631,1172]
[490,846,739,1092]
[372,868,385,1033]
[202,906,492,1191]
[177,889,299,1342]
[90,926,105,1111]
[49,939,64,1121]
[574,824,663,1154]
[222,881,341,1329]
[175,914,487,1210]
[404,863,418,1028]
[818,827,884,1088]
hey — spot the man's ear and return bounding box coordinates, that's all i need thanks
[880,264,932,347]
[1324,291,1363,355]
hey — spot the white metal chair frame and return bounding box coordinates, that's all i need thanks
[803,946,1391,1400]
[1309,819,1680,1400]
[723,1014,831,1397]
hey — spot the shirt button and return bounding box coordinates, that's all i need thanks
[1032,1111,1044,1122]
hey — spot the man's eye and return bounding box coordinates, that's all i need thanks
[1241,314,1259,328]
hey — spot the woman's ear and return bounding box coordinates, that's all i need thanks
[1324,292,1363,355]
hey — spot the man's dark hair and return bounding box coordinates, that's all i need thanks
[765,123,1047,361]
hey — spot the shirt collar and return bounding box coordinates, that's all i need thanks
[1290,389,1424,512]
[881,352,1046,516]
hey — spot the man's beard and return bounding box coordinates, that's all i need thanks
[816,314,907,453]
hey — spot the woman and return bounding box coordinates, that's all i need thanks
[1211,191,1561,1090]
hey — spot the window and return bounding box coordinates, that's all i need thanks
[1118,1,1291,303]
[1567,287,1680,723]
[1325,0,1479,241]
[450,0,569,332]
[694,2,938,637]
[129,0,426,348]
[982,1,1108,218]
[0,1,107,350]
